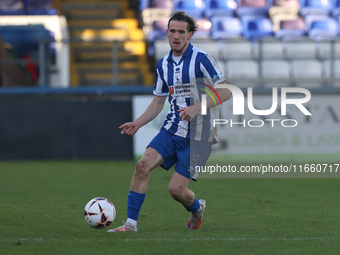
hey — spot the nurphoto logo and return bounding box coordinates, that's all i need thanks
[200,83,222,115]
[201,84,312,128]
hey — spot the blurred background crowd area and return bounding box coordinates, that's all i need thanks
[1,0,340,88]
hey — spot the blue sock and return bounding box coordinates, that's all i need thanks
[185,197,200,213]
[127,190,146,221]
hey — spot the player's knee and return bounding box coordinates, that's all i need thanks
[135,159,150,178]
[168,184,184,201]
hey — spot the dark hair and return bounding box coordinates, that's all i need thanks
[168,11,198,34]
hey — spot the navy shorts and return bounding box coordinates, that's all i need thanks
[148,128,212,180]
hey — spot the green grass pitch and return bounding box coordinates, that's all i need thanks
[1,160,340,255]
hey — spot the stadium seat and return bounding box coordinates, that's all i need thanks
[237,0,269,20]
[205,0,237,18]
[0,0,57,15]
[242,18,274,41]
[331,0,340,19]
[139,0,149,11]
[224,60,260,87]
[260,59,291,87]
[147,19,168,41]
[304,13,339,32]
[268,0,300,31]
[269,0,300,14]
[291,59,324,87]
[314,40,338,60]
[273,14,303,32]
[271,13,300,32]
[283,39,317,59]
[275,18,307,41]
[300,0,332,17]
[210,16,243,40]
[308,18,339,41]
[259,37,285,59]
[269,0,300,18]
[0,0,25,15]
[174,0,206,18]
[323,59,340,86]
[141,8,172,39]
[188,39,221,60]
[221,39,258,60]
[194,18,212,39]
[26,0,58,15]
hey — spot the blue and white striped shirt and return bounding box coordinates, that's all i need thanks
[153,43,225,143]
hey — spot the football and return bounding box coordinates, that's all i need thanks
[84,197,116,229]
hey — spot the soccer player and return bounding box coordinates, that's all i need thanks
[108,11,231,232]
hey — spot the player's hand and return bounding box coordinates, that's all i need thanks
[178,105,200,121]
[119,122,140,136]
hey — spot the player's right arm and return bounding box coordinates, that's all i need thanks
[119,95,167,136]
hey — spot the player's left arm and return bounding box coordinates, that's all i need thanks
[178,82,231,121]
[179,52,231,121]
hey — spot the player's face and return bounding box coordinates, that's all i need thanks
[167,20,193,56]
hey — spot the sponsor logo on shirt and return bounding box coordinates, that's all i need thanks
[169,86,174,95]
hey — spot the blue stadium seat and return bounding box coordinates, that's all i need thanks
[205,0,237,18]
[195,18,212,39]
[210,16,243,40]
[27,0,58,15]
[148,19,168,41]
[0,0,25,15]
[299,0,306,6]
[308,18,339,41]
[242,18,274,41]
[304,14,333,29]
[174,0,206,18]
[237,0,269,20]
[0,0,57,15]
[139,0,149,11]
[331,0,340,19]
[300,0,332,17]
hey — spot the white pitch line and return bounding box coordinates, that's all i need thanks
[1,237,339,242]
[123,237,340,242]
